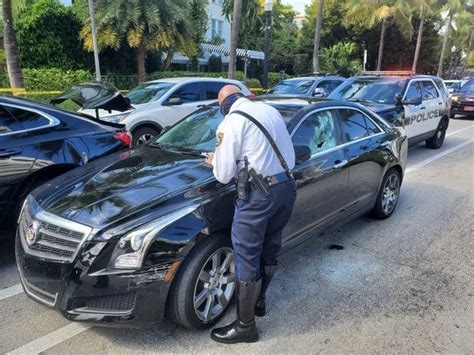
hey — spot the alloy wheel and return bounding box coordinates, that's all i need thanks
[381,173,400,215]
[193,247,236,322]
[136,133,154,145]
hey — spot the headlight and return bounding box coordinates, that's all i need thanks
[102,113,130,123]
[451,96,459,102]
[111,206,197,269]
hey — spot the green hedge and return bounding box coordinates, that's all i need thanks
[23,68,93,90]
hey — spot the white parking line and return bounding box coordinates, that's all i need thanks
[7,323,92,355]
[0,284,23,301]
[446,125,473,137]
[406,138,474,174]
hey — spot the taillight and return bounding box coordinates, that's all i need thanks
[113,129,132,147]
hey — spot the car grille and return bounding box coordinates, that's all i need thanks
[84,293,137,313]
[19,197,93,263]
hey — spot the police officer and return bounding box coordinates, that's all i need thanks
[204,85,297,344]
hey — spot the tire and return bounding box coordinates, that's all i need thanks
[167,233,236,330]
[449,111,455,119]
[425,121,447,149]
[132,126,159,146]
[371,168,401,220]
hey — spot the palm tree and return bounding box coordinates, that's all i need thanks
[312,0,324,73]
[228,0,243,79]
[80,0,194,83]
[2,0,24,88]
[411,0,434,73]
[344,0,413,71]
[450,10,474,78]
[436,0,463,77]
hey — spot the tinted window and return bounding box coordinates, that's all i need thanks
[339,109,380,142]
[421,81,438,100]
[126,82,174,104]
[169,83,202,103]
[405,81,422,101]
[268,79,314,95]
[0,105,23,133]
[328,78,406,105]
[202,82,227,100]
[6,106,50,130]
[317,80,342,93]
[292,109,339,155]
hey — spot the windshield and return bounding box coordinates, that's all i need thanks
[460,81,474,93]
[127,82,174,105]
[268,79,314,95]
[328,78,406,104]
[445,81,461,90]
[154,107,223,153]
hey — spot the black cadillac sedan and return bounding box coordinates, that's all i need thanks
[16,98,407,330]
[0,87,131,236]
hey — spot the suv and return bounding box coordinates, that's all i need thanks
[81,78,251,145]
[450,79,474,118]
[266,75,345,98]
[328,72,450,149]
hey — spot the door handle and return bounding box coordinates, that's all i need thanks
[0,149,22,158]
[438,102,443,105]
[333,159,348,169]
[419,106,426,110]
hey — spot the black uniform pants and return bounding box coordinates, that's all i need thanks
[231,179,297,281]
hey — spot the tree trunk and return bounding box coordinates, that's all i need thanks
[437,12,452,77]
[460,30,473,78]
[2,0,24,88]
[228,0,242,79]
[164,49,174,71]
[376,18,387,71]
[412,7,425,73]
[137,41,146,83]
[312,0,324,73]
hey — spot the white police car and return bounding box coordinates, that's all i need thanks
[328,71,450,149]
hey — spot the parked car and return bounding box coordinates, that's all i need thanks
[0,89,131,236]
[328,72,450,149]
[16,97,407,330]
[80,77,251,145]
[266,76,345,98]
[444,79,466,95]
[450,79,474,118]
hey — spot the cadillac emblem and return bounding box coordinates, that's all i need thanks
[26,220,40,245]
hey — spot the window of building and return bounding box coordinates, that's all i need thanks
[211,19,224,38]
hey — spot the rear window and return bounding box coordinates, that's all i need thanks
[268,79,315,95]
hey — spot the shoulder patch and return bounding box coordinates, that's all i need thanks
[216,132,224,147]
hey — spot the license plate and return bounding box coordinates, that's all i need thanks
[465,106,474,111]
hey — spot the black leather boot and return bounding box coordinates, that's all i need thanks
[255,265,277,317]
[211,279,262,344]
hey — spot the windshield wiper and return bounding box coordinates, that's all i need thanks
[154,143,205,157]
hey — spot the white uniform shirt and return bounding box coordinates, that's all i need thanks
[212,98,295,184]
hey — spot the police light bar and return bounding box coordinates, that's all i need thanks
[362,70,415,76]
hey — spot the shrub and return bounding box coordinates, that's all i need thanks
[245,78,262,88]
[208,55,223,73]
[23,68,93,90]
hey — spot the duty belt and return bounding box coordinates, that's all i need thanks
[263,171,294,187]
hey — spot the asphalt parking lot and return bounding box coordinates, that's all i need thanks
[0,118,473,354]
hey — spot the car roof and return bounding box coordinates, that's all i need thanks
[282,76,344,81]
[145,77,243,84]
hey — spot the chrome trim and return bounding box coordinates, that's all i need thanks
[19,196,93,263]
[0,102,61,136]
[17,263,58,307]
[290,106,386,159]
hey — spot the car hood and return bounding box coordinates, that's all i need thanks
[32,146,219,229]
[50,81,132,112]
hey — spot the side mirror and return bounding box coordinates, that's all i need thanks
[313,87,327,97]
[164,97,183,106]
[402,95,422,106]
[294,144,311,164]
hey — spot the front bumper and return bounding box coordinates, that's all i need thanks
[451,102,474,116]
[15,230,172,328]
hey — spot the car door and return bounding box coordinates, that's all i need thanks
[161,82,205,126]
[338,108,387,213]
[419,80,444,133]
[0,104,41,222]
[283,108,349,241]
[402,80,428,139]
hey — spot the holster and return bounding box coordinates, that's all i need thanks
[249,168,270,198]
[236,166,250,201]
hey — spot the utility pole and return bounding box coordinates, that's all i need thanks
[88,0,101,81]
[262,0,273,89]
